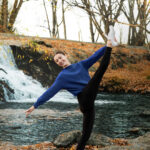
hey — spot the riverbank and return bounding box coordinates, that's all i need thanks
[0,132,150,150]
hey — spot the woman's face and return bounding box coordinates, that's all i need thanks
[54,53,70,68]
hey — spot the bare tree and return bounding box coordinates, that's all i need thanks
[81,0,95,42]
[122,0,150,46]
[45,0,68,39]
[136,0,150,46]
[62,0,67,39]
[8,0,24,31]
[43,0,52,37]
[51,0,59,38]
[67,0,125,43]
[0,0,31,32]
[1,0,8,31]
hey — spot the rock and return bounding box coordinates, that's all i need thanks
[53,130,81,147]
[0,80,14,102]
[33,40,53,48]
[87,133,112,146]
[140,110,150,117]
[98,132,150,150]
[0,132,150,150]
[128,132,150,149]
[129,127,141,133]
[128,127,150,136]
[98,145,149,150]
[53,131,113,148]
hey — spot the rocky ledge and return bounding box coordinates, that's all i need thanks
[9,37,150,94]
[0,131,150,150]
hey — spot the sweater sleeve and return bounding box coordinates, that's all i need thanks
[33,77,62,108]
[80,46,106,69]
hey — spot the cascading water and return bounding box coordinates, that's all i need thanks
[0,45,46,102]
[0,45,76,103]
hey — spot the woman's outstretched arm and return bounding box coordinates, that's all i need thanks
[25,77,62,117]
[80,46,106,69]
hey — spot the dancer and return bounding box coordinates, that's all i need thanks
[25,26,118,150]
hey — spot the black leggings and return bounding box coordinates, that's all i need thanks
[76,47,112,150]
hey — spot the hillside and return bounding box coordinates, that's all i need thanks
[0,33,150,94]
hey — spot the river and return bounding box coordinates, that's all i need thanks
[0,92,150,146]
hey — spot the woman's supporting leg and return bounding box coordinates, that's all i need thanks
[76,108,95,150]
[76,47,112,150]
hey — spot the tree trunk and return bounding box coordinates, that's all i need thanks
[51,0,58,38]
[122,0,149,46]
[62,0,67,39]
[89,14,94,42]
[43,0,51,37]
[1,0,8,31]
[85,0,95,42]
[8,0,23,31]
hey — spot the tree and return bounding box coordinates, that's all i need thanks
[62,0,67,39]
[122,0,150,46]
[8,0,24,31]
[0,0,25,32]
[67,0,125,43]
[44,0,68,39]
[43,0,52,37]
[1,0,8,31]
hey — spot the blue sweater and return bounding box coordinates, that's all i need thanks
[34,46,106,108]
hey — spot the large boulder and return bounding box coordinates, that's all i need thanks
[99,132,150,150]
[53,130,112,147]
[87,133,112,146]
[53,130,81,147]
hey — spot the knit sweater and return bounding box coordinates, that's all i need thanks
[33,46,106,108]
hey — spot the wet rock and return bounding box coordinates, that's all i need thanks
[128,132,150,150]
[98,145,148,150]
[33,40,53,48]
[53,130,81,147]
[99,132,150,150]
[53,130,112,148]
[140,110,150,117]
[129,127,150,136]
[0,80,14,102]
[129,127,141,133]
[0,68,7,74]
[87,133,112,146]
[10,126,22,129]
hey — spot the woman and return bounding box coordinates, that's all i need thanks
[25,27,118,150]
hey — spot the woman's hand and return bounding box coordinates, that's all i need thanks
[25,106,35,118]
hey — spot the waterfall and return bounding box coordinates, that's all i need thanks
[0,45,46,102]
[0,45,125,105]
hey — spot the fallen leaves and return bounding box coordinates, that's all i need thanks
[111,138,129,146]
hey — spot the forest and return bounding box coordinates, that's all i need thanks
[0,0,150,46]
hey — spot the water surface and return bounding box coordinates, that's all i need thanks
[0,93,149,146]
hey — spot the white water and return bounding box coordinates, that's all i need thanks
[0,45,125,105]
[0,45,46,102]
